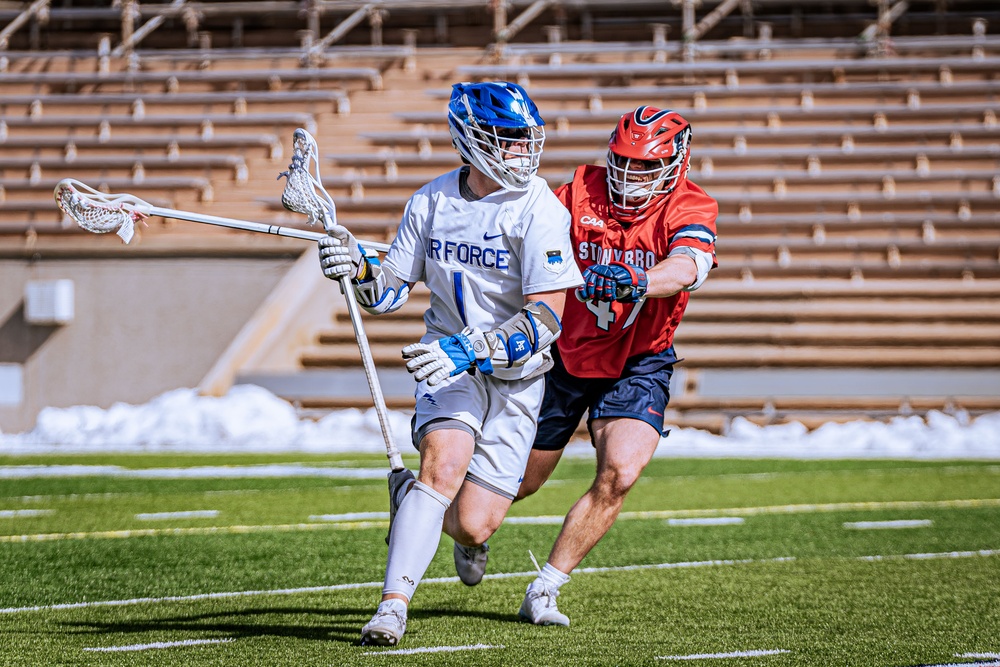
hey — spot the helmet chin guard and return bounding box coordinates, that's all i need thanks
[447,81,545,191]
[606,106,692,222]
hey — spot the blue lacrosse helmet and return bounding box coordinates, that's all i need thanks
[447,81,546,191]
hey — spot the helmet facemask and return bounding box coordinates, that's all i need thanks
[447,82,546,191]
[451,109,545,190]
[607,126,690,219]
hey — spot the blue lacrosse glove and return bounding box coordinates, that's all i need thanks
[401,327,494,386]
[578,261,648,303]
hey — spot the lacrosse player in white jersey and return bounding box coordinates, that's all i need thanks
[317,81,583,646]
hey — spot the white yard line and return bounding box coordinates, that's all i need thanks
[656,648,790,660]
[0,509,54,518]
[0,465,389,480]
[919,662,1000,667]
[135,510,220,521]
[0,557,790,614]
[3,484,372,504]
[83,638,233,652]
[3,549,998,616]
[3,497,995,544]
[843,520,933,529]
[309,512,388,522]
[503,516,564,524]
[957,654,1000,659]
[667,518,745,526]
[361,643,502,656]
[859,549,1000,562]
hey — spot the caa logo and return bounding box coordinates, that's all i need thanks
[581,215,604,228]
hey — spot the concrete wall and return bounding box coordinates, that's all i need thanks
[0,256,293,433]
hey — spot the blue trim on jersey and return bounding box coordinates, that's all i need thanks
[669,224,717,244]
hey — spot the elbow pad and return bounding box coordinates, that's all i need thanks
[668,246,714,292]
[355,257,410,315]
[484,301,562,369]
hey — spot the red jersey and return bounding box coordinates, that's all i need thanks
[554,164,718,378]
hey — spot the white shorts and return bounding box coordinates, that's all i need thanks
[411,370,544,499]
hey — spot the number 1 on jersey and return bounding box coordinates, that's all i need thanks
[453,270,468,325]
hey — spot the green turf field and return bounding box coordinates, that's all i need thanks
[1,454,998,666]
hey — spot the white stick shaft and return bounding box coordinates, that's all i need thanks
[144,204,391,253]
[338,274,404,471]
[162,199,402,468]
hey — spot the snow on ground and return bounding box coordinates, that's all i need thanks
[1,384,998,459]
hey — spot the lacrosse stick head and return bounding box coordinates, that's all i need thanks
[53,178,150,244]
[279,128,337,231]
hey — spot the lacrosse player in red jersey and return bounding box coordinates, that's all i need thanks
[509,106,719,625]
[317,82,582,646]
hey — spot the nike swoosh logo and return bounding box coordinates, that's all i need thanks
[483,232,504,241]
[647,407,663,417]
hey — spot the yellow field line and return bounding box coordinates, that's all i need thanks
[0,521,387,543]
[512,497,1000,525]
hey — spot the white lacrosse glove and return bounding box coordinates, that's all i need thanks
[317,225,371,282]
[402,327,494,386]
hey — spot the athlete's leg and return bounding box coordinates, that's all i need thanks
[445,373,545,585]
[445,479,513,545]
[519,417,659,627]
[545,417,659,574]
[382,427,475,603]
[363,427,474,646]
[515,448,564,501]
[517,346,594,501]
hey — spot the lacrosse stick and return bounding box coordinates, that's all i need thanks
[278,128,404,472]
[53,178,390,253]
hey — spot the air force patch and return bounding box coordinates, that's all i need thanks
[544,250,564,272]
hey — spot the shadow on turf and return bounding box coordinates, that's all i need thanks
[60,605,522,645]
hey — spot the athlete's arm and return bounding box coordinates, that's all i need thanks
[402,289,566,386]
[526,288,567,320]
[645,254,699,297]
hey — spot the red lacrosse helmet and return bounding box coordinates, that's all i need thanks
[606,106,692,222]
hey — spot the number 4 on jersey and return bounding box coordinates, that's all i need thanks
[585,298,646,331]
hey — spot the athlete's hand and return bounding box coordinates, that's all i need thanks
[318,225,369,282]
[402,327,494,385]
[576,261,648,303]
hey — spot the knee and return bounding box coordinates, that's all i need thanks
[463,523,497,546]
[593,465,641,501]
[418,462,467,497]
[515,450,562,502]
[448,516,499,546]
[514,476,542,502]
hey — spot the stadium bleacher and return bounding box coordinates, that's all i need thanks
[2,0,998,434]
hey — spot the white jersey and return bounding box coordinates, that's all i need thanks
[384,168,583,381]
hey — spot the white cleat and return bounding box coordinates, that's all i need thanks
[385,467,415,545]
[361,601,408,646]
[518,581,570,626]
[453,541,489,586]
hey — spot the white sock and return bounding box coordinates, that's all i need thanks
[534,562,570,591]
[383,481,450,600]
[376,598,408,617]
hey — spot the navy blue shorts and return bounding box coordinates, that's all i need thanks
[532,344,677,451]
